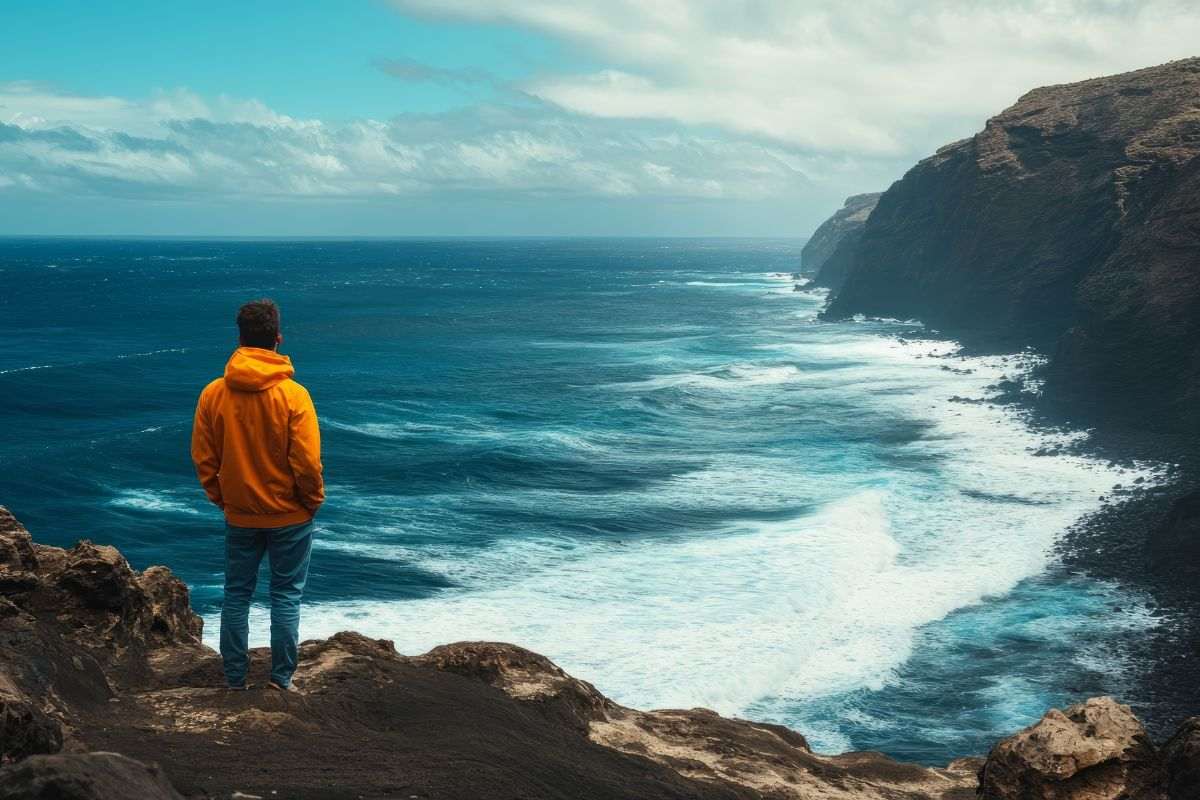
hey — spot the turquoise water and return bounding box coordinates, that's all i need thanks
[0,237,1155,761]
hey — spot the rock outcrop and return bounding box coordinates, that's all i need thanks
[0,505,204,764]
[821,58,1200,438]
[801,192,881,286]
[0,753,185,800]
[978,697,1160,799]
[3,504,1199,799]
[977,696,1200,799]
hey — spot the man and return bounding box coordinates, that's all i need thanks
[191,299,324,691]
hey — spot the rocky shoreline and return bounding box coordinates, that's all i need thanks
[1,504,1199,798]
[5,54,1199,800]
[798,55,1200,750]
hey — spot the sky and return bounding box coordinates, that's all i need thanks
[1,1,1197,237]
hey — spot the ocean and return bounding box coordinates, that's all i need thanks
[0,237,1158,762]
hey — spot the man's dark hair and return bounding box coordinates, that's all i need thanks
[237,299,281,349]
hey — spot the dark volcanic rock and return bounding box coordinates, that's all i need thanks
[0,752,184,800]
[1148,489,1200,575]
[1162,717,1200,800]
[823,58,1200,438]
[0,507,205,765]
[0,699,63,762]
[802,191,881,286]
[57,541,137,611]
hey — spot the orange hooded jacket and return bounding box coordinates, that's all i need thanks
[191,347,324,528]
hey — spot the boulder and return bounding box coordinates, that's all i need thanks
[137,565,204,644]
[0,697,63,762]
[979,697,1162,799]
[57,541,136,611]
[0,752,184,800]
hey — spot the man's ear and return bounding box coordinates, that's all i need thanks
[276,332,284,351]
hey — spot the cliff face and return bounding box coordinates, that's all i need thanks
[801,192,881,285]
[5,503,1199,799]
[822,58,1200,437]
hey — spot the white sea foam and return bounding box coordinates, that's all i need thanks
[109,489,200,516]
[202,270,1163,748]
[220,471,1136,718]
[209,346,1155,715]
[608,363,803,391]
[325,417,613,458]
[1,348,188,375]
[114,347,188,359]
[324,419,446,439]
[0,364,53,375]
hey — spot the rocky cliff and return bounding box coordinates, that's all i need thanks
[801,192,881,285]
[819,58,1200,438]
[2,505,1199,799]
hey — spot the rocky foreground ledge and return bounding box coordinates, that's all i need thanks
[1,506,1197,799]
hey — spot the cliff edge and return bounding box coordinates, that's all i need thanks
[2,504,1198,799]
[801,192,881,284]
[820,57,1200,439]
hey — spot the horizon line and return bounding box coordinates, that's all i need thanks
[0,233,810,242]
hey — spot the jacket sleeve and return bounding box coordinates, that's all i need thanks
[288,386,325,513]
[190,387,224,509]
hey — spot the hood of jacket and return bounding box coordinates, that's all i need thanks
[223,347,295,392]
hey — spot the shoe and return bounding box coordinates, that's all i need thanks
[268,680,300,693]
[228,683,250,691]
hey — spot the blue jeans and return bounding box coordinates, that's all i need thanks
[220,520,314,688]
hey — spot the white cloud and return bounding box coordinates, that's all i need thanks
[0,82,807,202]
[391,0,1200,157]
[2,3,1195,233]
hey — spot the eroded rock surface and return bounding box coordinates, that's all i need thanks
[979,697,1160,799]
[0,507,202,763]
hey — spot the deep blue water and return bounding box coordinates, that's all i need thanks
[0,237,1155,762]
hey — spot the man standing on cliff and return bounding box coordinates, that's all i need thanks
[191,299,324,692]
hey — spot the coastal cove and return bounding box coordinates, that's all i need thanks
[5,0,1200,792]
[0,236,1166,762]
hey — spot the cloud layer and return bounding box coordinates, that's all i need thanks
[394,0,1200,157]
[1,2,1197,234]
[0,82,807,204]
